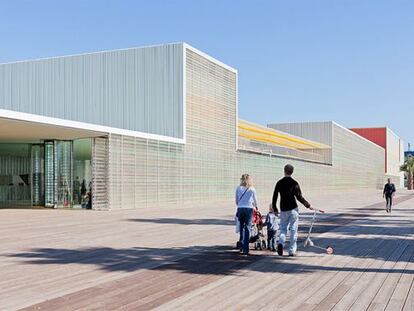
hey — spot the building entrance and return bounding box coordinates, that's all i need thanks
[0,139,92,209]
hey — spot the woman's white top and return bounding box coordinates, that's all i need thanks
[235,186,258,209]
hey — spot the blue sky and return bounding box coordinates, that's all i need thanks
[1,1,413,147]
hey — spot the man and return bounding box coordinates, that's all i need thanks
[383,178,396,213]
[272,164,312,256]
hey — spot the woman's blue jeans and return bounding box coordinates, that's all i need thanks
[237,207,253,254]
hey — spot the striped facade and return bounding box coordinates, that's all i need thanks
[96,45,385,210]
[0,43,392,210]
[385,128,404,185]
[0,44,184,140]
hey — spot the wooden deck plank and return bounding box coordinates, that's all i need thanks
[158,198,414,311]
[236,225,391,311]
[368,244,414,310]
[402,277,414,311]
[347,239,412,310]
[157,213,410,309]
[0,191,411,310]
[302,222,413,309]
[386,273,414,311]
[278,238,397,311]
[312,239,406,310]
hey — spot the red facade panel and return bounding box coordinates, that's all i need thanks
[350,127,387,172]
[350,127,387,148]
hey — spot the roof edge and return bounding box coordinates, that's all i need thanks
[183,43,238,73]
[0,42,184,66]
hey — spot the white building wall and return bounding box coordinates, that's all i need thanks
[386,128,404,187]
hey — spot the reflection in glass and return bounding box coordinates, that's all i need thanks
[44,141,54,207]
[54,141,73,208]
[31,144,44,206]
[73,139,92,209]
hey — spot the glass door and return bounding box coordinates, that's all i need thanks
[44,141,54,207]
[31,144,44,206]
[73,139,92,208]
[43,140,74,208]
[54,141,73,208]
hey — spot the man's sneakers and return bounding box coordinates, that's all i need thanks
[277,243,284,256]
[276,243,297,257]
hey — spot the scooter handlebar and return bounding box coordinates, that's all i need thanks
[309,207,326,213]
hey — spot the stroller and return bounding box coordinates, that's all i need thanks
[249,209,267,250]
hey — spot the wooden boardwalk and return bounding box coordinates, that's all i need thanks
[0,191,413,310]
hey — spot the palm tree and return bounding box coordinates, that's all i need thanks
[400,156,414,190]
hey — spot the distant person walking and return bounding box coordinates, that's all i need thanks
[235,174,258,255]
[383,178,396,213]
[272,164,312,256]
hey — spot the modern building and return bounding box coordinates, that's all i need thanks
[350,127,404,187]
[0,43,392,210]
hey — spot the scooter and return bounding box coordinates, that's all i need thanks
[303,208,333,254]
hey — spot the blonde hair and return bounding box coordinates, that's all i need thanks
[240,174,252,187]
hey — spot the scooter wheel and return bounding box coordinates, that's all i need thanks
[326,246,334,255]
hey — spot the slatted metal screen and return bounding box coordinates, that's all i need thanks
[101,47,385,210]
[92,137,109,210]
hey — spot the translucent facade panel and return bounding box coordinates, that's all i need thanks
[101,48,385,210]
[268,122,333,146]
[238,120,332,165]
[331,124,385,189]
[92,137,109,210]
[0,44,184,139]
[386,128,404,184]
[183,48,238,204]
[105,134,184,210]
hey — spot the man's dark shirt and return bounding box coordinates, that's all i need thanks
[383,183,396,197]
[272,176,311,212]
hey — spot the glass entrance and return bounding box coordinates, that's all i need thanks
[1,139,92,209]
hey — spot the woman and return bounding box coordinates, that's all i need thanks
[235,174,258,255]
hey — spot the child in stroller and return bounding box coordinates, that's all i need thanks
[249,208,267,250]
